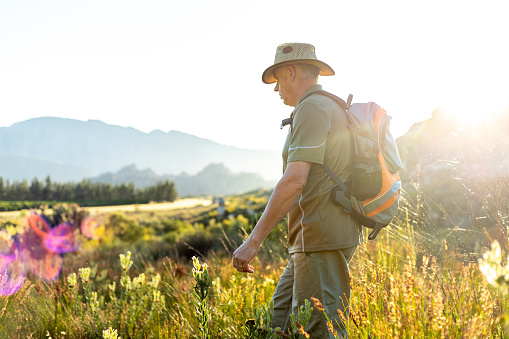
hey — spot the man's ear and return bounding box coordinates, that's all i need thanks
[287,65,296,81]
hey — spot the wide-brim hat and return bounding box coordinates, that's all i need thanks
[262,43,335,84]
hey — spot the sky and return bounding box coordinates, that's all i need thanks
[1,0,508,151]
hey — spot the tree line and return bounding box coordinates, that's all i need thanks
[0,176,178,205]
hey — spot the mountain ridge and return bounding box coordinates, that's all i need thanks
[0,117,281,182]
[89,163,277,196]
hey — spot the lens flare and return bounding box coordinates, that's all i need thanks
[19,212,62,281]
[81,216,104,240]
[45,223,77,253]
[0,231,26,296]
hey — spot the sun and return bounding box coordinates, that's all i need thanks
[438,93,508,127]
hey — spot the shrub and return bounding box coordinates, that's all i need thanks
[106,212,145,243]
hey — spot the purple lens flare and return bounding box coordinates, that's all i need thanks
[1,210,96,296]
[44,223,77,253]
[0,231,26,297]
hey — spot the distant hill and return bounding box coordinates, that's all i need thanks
[90,163,277,196]
[0,117,280,182]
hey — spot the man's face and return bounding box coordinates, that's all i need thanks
[273,66,297,107]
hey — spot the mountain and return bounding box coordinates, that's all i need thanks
[0,117,281,182]
[0,154,94,182]
[90,163,277,196]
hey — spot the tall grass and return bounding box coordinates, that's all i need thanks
[1,189,508,338]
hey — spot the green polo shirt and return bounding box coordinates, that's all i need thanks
[283,84,362,253]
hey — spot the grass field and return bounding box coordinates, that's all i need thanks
[0,191,508,338]
[0,198,212,219]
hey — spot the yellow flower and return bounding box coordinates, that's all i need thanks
[78,267,91,283]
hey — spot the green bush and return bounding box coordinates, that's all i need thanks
[106,212,146,243]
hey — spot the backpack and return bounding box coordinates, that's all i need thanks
[302,90,403,240]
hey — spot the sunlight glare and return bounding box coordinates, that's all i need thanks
[440,85,508,126]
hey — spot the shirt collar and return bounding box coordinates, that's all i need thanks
[297,84,323,105]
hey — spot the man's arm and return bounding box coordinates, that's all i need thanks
[232,160,312,273]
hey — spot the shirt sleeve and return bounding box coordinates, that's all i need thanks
[288,102,331,165]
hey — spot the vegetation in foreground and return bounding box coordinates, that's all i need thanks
[0,188,508,338]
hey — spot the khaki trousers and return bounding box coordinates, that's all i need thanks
[271,247,357,339]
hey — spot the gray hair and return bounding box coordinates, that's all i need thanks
[273,64,320,81]
[294,64,320,81]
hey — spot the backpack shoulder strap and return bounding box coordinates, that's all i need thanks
[301,90,356,213]
[300,90,350,112]
[301,90,355,127]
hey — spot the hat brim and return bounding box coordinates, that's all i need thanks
[262,59,335,84]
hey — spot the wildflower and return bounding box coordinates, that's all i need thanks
[211,277,221,289]
[262,277,275,288]
[153,290,165,306]
[479,241,509,292]
[337,309,348,324]
[153,290,161,302]
[67,273,77,288]
[133,273,146,289]
[327,320,337,336]
[296,321,309,338]
[192,256,211,338]
[102,327,119,339]
[79,267,91,284]
[90,291,99,313]
[119,251,133,271]
[310,296,325,311]
[192,256,209,282]
[150,273,161,288]
[192,256,200,269]
[108,282,116,293]
[120,275,132,291]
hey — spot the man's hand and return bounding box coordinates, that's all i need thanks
[231,161,311,274]
[232,237,259,273]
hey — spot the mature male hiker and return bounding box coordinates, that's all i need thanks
[232,43,362,338]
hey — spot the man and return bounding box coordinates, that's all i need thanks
[232,43,362,338]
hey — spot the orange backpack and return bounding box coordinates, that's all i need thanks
[303,91,402,240]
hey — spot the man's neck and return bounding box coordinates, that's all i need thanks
[292,80,318,107]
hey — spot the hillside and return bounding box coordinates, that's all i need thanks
[0,117,280,182]
[90,163,277,196]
